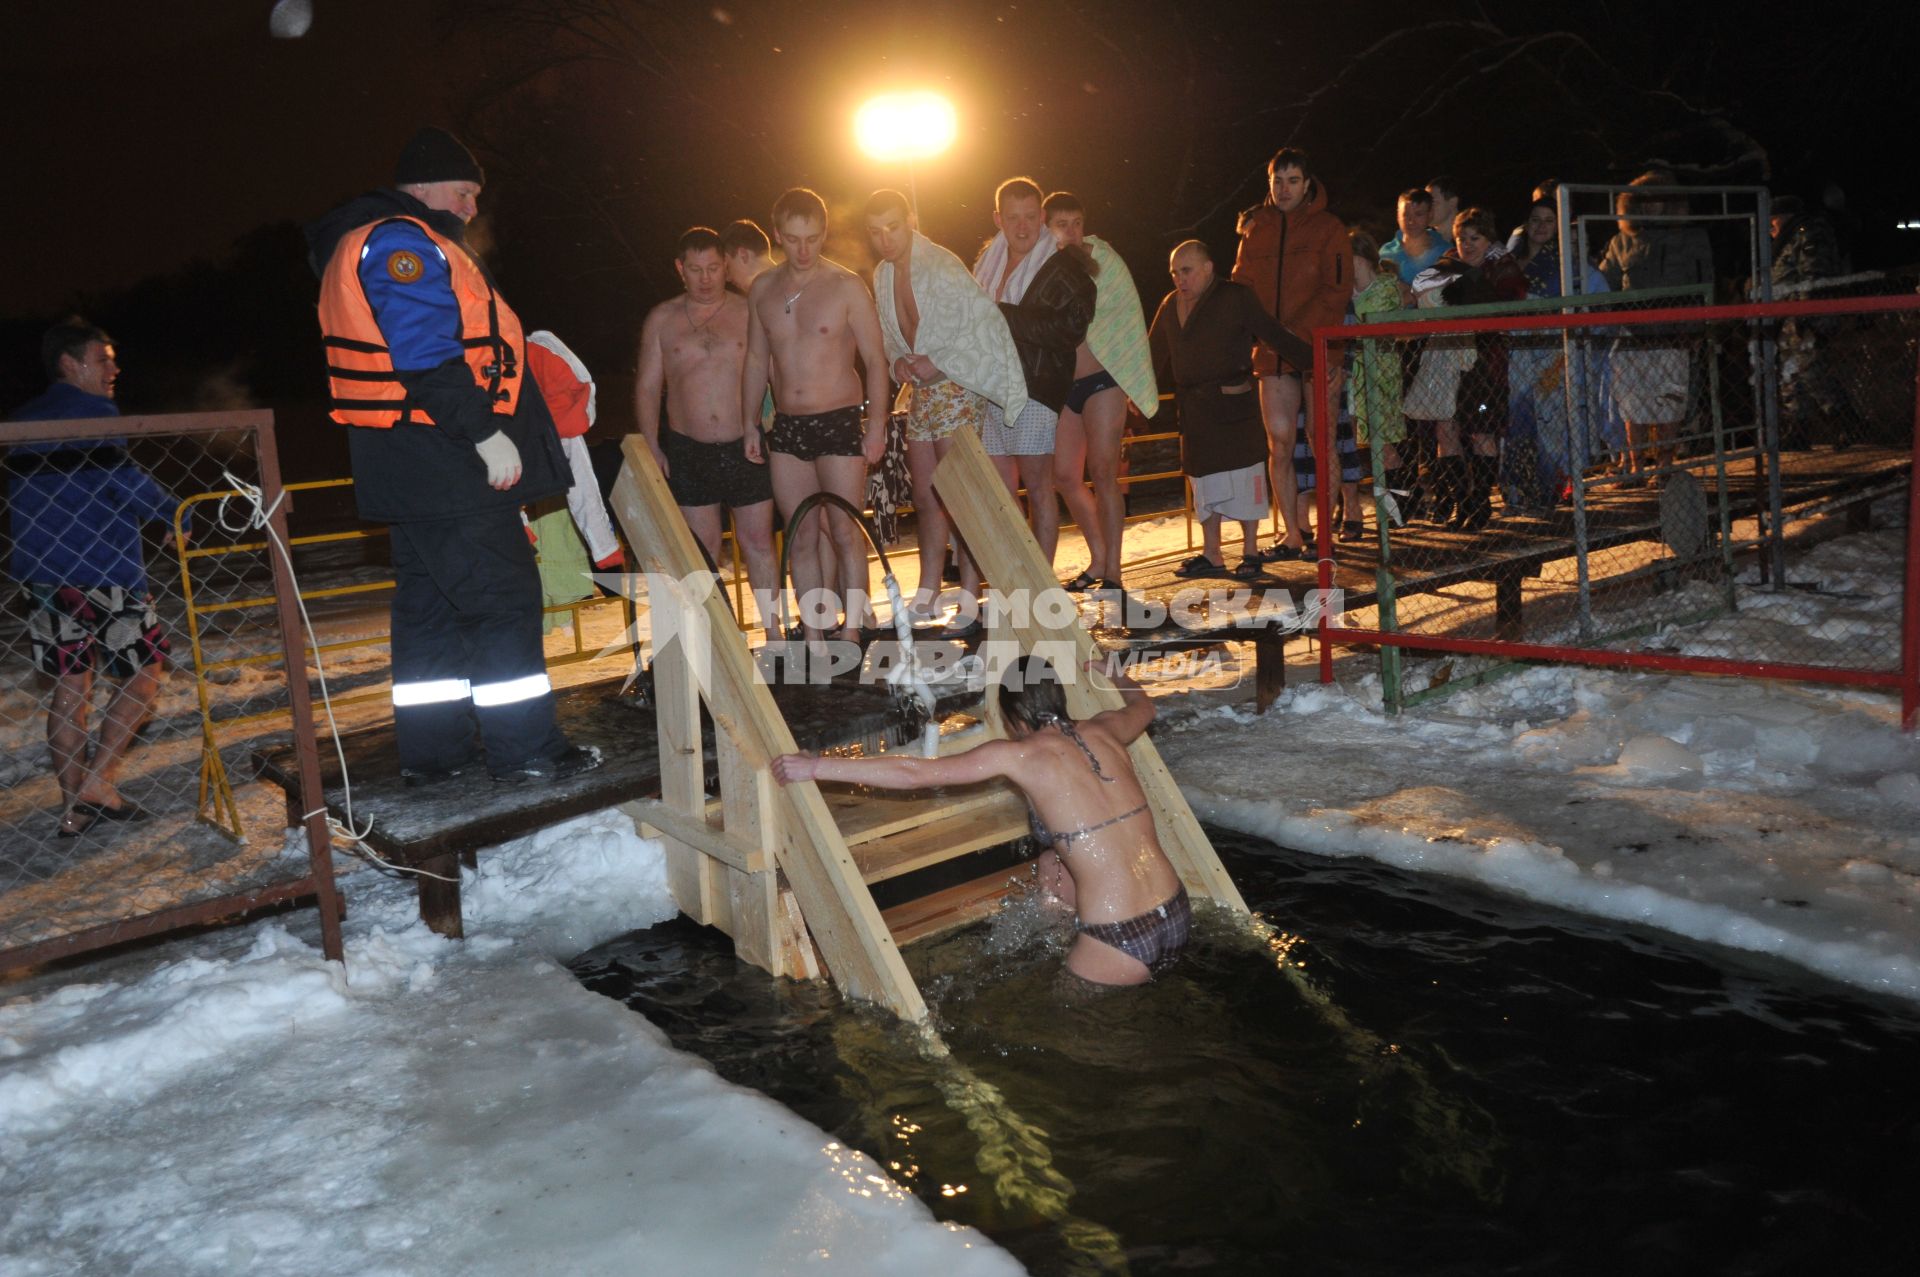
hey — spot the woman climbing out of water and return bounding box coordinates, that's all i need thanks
[770,654,1189,986]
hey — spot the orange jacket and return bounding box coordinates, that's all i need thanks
[1231,181,1349,377]
[524,339,592,438]
[318,216,524,428]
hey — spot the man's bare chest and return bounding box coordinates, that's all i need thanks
[765,286,846,345]
[891,270,920,346]
[667,308,747,373]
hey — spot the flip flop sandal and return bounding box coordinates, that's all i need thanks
[1059,570,1100,592]
[56,810,99,839]
[1229,559,1267,581]
[1173,555,1227,579]
[75,799,150,822]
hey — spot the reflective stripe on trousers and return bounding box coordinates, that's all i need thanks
[470,672,552,707]
[391,677,473,707]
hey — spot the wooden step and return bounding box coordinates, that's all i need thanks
[880,862,1036,946]
[822,781,1019,847]
[846,787,1032,885]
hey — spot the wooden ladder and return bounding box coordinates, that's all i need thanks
[607,429,1246,1024]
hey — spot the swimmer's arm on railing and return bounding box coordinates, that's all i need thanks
[1081,658,1156,745]
[771,738,1021,790]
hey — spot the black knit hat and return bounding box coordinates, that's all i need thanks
[393,127,484,187]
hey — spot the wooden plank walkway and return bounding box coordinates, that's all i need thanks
[1085,446,1907,706]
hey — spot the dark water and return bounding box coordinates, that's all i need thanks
[570,830,1920,1276]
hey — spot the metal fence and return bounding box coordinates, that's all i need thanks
[1304,293,1920,721]
[0,410,342,972]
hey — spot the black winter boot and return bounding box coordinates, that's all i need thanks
[1429,455,1465,527]
[1454,456,1496,531]
[1391,460,1424,525]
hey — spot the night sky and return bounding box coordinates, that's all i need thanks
[7,0,1918,419]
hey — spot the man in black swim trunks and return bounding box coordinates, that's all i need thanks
[741,188,891,646]
[637,227,777,626]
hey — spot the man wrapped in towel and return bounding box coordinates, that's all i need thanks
[864,189,1026,625]
[1042,190,1160,591]
[972,176,1097,565]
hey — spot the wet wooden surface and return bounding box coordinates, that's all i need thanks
[255,674,984,866]
[1090,446,1907,643]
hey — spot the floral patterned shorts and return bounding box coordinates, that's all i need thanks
[905,379,987,444]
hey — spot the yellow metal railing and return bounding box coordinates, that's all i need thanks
[178,478,633,837]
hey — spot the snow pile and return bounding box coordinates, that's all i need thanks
[1160,661,1920,1002]
[0,810,1018,1276]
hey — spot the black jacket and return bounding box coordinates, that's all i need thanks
[304,188,568,524]
[997,248,1098,412]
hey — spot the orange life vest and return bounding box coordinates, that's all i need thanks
[317,216,523,428]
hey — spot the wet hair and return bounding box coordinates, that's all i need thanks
[42,316,112,382]
[771,187,827,229]
[719,218,770,258]
[1452,207,1498,243]
[1427,175,1460,202]
[1349,228,1381,263]
[676,226,721,260]
[994,176,1044,212]
[1268,147,1311,177]
[863,188,912,221]
[1042,190,1083,219]
[1397,187,1433,209]
[995,655,1070,734]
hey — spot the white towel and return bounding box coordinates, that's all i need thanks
[972,229,1057,305]
[874,231,1028,419]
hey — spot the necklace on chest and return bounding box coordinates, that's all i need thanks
[782,269,820,314]
[684,297,722,352]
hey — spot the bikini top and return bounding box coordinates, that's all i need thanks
[1025,715,1151,847]
[1029,802,1152,848]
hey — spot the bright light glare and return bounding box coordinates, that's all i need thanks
[854,92,957,163]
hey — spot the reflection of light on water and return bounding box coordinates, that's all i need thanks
[888,1113,923,1184]
[818,1138,911,1204]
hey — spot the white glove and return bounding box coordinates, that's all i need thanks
[475,430,522,490]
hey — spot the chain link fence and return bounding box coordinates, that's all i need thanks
[0,410,341,972]
[1306,292,1919,715]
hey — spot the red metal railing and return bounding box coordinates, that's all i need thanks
[1305,293,1920,725]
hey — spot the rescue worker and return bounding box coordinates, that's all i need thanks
[305,127,600,785]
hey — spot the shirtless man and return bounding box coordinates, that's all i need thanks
[772,655,1189,986]
[720,219,773,294]
[636,226,776,625]
[1042,191,1156,593]
[741,188,890,646]
[865,188,1026,627]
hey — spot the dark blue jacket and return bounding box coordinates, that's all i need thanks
[6,384,171,591]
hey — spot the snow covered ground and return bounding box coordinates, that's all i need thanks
[0,809,1018,1275]
[4,497,1916,1273]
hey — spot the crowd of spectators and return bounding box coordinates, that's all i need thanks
[1230,160,1858,549]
